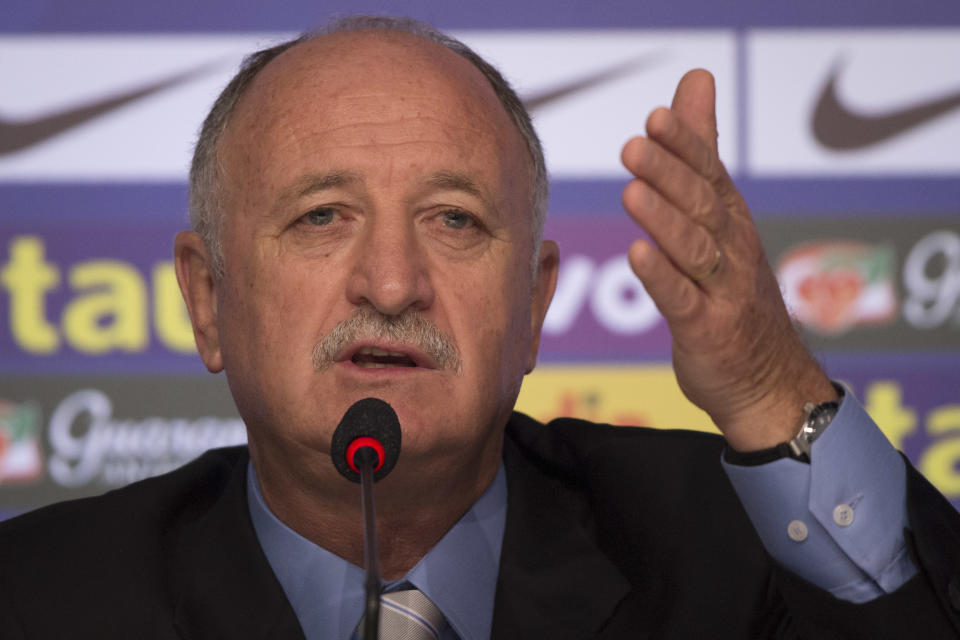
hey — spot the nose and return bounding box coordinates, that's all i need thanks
[345,215,435,315]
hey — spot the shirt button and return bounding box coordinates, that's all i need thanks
[833,504,855,527]
[788,520,808,542]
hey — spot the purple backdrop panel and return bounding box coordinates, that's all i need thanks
[539,215,672,361]
[0,186,200,374]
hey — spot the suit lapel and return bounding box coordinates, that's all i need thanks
[492,416,636,639]
[166,452,305,640]
[162,420,644,639]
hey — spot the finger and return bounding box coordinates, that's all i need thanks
[669,68,718,155]
[626,238,705,325]
[622,178,723,287]
[620,135,725,234]
[644,107,724,186]
[644,97,748,229]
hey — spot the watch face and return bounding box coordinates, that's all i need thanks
[792,399,840,461]
[809,404,839,433]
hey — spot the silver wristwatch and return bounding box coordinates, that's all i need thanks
[787,386,843,461]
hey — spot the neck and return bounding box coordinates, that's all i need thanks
[250,435,503,579]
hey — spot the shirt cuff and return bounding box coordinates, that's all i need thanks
[721,385,918,603]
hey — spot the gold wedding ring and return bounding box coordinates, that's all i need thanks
[689,249,722,283]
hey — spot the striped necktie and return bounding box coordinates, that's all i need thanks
[355,589,447,640]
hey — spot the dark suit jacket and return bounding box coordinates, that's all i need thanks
[2,412,960,639]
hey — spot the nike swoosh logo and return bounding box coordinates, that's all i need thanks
[0,63,221,156]
[812,60,960,150]
[521,52,666,111]
[1,54,655,156]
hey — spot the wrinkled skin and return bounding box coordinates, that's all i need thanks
[620,70,836,451]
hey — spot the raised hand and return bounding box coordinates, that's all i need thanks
[620,69,837,451]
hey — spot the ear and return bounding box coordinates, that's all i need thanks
[174,231,223,373]
[525,239,559,374]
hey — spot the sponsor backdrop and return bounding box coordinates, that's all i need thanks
[2,1,959,519]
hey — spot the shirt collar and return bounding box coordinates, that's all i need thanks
[247,462,507,640]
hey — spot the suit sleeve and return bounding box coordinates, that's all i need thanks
[0,558,28,640]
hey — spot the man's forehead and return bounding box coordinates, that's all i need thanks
[218,29,522,169]
[216,28,532,212]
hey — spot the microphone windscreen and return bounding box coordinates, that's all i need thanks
[330,398,402,483]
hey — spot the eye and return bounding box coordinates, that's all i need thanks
[441,210,474,230]
[423,207,489,254]
[302,207,335,226]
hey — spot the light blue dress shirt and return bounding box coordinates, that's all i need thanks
[247,463,506,640]
[248,392,918,638]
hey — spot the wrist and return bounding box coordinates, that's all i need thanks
[721,370,839,453]
[724,382,844,465]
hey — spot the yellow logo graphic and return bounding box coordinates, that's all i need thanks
[517,364,718,433]
[0,235,195,355]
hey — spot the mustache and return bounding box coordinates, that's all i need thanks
[312,307,463,374]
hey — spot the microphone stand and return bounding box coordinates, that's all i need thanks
[357,447,381,640]
[330,397,401,640]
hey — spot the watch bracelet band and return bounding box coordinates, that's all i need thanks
[723,382,845,467]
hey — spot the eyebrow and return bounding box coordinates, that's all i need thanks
[277,170,364,205]
[425,171,484,197]
[423,171,495,211]
[275,169,496,211]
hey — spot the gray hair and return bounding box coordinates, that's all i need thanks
[188,15,549,279]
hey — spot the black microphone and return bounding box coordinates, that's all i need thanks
[330,398,402,640]
[331,397,402,483]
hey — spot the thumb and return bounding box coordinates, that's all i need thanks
[670,69,718,153]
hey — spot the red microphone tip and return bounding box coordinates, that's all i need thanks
[346,437,386,474]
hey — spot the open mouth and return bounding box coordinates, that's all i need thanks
[350,346,418,369]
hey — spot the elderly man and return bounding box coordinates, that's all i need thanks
[1,15,959,640]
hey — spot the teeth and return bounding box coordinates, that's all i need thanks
[357,347,407,357]
[350,346,418,369]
